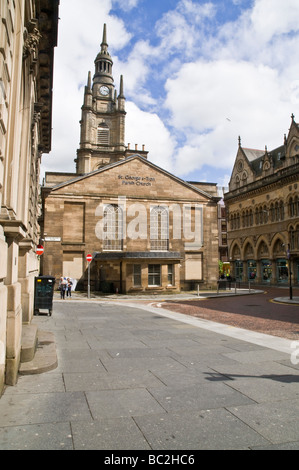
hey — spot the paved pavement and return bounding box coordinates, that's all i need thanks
[0,289,299,450]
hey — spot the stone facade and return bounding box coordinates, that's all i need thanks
[41,25,220,294]
[224,116,299,287]
[0,0,59,392]
[41,156,220,293]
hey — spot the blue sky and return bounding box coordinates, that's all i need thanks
[42,0,299,189]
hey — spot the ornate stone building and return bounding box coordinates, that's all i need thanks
[0,0,59,392]
[41,25,220,294]
[224,116,299,286]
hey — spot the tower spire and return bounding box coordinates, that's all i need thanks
[119,75,124,98]
[93,23,113,85]
[77,24,127,174]
[87,71,91,90]
[102,23,108,48]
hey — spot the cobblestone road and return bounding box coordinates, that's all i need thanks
[158,287,299,340]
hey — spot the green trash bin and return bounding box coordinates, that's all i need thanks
[34,276,55,316]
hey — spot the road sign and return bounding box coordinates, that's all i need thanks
[86,254,92,298]
[36,245,44,256]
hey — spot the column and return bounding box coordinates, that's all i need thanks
[270,259,277,285]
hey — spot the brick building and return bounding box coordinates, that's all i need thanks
[41,25,220,294]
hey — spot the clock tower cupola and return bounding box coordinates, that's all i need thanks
[93,23,114,90]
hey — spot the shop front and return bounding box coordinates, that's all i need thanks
[247,260,257,281]
[261,259,272,283]
[234,260,243,282]
[277,258,289,284]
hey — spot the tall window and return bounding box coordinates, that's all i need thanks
[148,264,161,286]
[97,123,109,146]
[150,206,169,251]
[167,264,174,285]
[133,264,141,286]
[103,204,123,251]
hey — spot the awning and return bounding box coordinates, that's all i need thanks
[93,251,183,261]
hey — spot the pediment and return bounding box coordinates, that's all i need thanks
[286,117,299,158]
[229,147,256,190]
[51,155,215,202]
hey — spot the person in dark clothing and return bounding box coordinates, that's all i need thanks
[66,278,73,297]
[60,277,67,299]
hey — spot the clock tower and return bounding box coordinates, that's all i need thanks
[76,24,128,174]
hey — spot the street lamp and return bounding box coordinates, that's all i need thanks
[287,244,293,300]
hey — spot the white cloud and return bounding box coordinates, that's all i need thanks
[250,0,299,41]
[41,0,131,175]
[166,60,284,131]
[112,0,139,11]
[125,102,176,172]
[155,0,216,58]
[42,0,299,187]
[160,0,299,178]
[113,40,157,107]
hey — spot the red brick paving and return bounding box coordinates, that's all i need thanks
[157,287,299,340]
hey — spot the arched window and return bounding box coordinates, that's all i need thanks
[270,203,275,222]
[103,204,123,251]
[261,205,267,224]
[275,202,279,221]
[255,207,259,225]
[259,206,263,225]
[279,200,285,221]
[97,123,109,146]
[230,214,235,230]
[150,206,169,251]
[290,225,295,250]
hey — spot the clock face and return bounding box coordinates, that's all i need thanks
[100,86,109,96]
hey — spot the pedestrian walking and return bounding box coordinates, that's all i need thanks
[66,278,73,298]
[59,276,67,299]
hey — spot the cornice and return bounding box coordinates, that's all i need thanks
[224,162,299,203]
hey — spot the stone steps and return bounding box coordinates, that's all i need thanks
[19,325,57,376]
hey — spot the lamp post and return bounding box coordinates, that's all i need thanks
[287,244,293,300]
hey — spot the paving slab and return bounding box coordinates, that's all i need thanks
[85,388,166,419]
[71,417,151,450]
[0,423,73,450]
[0,391,92,427]
[0,297,299,450]
[227,399,299,444]
[134,409,270,450]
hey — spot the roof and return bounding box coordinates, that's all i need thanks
[242,148,265,162]
[49,154,219,201]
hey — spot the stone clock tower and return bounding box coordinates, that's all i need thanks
[76,24,134,174]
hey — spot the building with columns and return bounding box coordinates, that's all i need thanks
[0,0,59,392]
[224,116,299,286]
[41,25,220,295]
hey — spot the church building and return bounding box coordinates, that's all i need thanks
[41,25,220,294]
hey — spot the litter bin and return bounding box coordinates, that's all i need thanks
[34,276,55,316]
